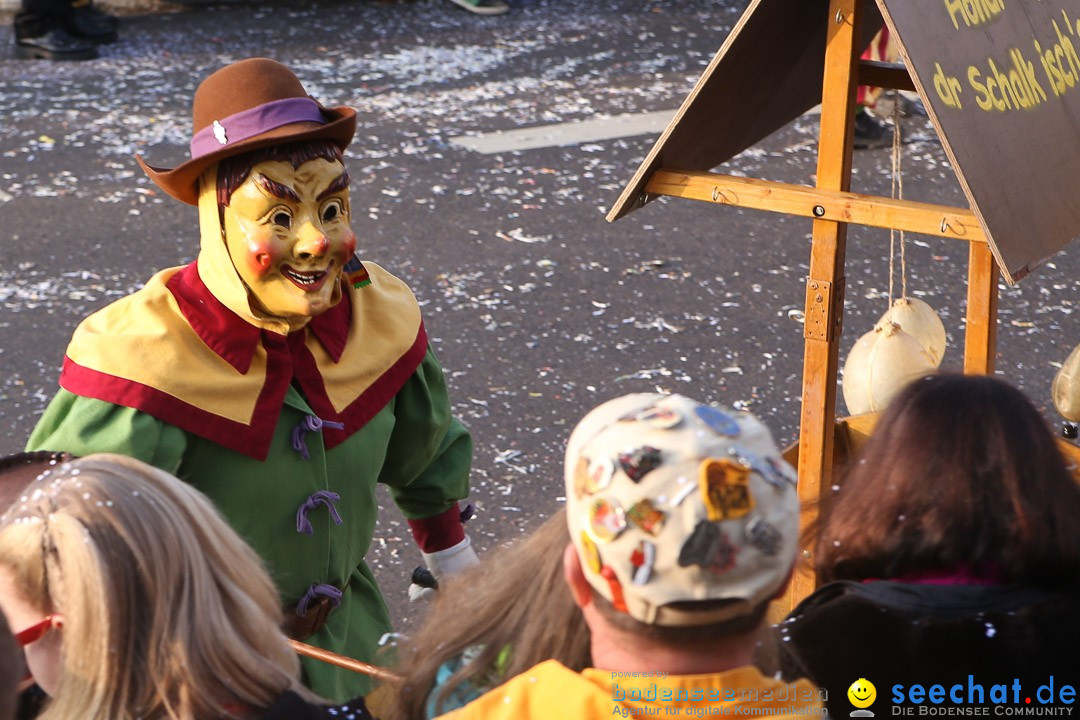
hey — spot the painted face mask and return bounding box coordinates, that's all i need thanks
[223,157,357,321]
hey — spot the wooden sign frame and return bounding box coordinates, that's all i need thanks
[607,0,1080,611]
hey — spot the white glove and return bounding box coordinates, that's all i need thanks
[408,535,479,603]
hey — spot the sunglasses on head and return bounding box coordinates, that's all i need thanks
[15,615,58,647]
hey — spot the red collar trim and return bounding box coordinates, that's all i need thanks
[307,289,350,363]
[60,322,428,459]
[167,262,350,371]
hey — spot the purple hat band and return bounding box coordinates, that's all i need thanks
[189,97,327,160]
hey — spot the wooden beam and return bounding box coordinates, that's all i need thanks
[963,240,999,374]
[857,59,916,92]
[786,0,862,612]
[645,170,986,243]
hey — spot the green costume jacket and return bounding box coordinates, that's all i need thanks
[27,253,472,701]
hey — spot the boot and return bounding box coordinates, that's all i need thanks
[853,109,894,150]
[14,15,98,60]
[65,0,118,44]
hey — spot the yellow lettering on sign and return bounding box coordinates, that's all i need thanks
[969,65,1001,111]
[1054,18,1080,84]
[943,0,1004,31]
[1035,36,1078,96]
[966,48,1046,112]
[934,62,964,108]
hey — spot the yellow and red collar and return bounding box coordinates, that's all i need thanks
[60,260,426,460]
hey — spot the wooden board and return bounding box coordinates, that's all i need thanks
[606,0,883,223]
[880,0,1080,283]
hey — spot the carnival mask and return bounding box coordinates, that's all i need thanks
[222,158,356,321]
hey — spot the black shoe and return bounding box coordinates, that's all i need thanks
[74,2,118,29]
[898,94,928,118]
[853,109,894,149]
[65,4,118,44]
[15,27,98,60]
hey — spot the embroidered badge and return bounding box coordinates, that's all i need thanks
[580,530,603,574]
[745,517,783,556]
[693,405,741,437]
[630,540,656,585]
[766,456,797,487]
[678,520,738,573]
[728,445,788,490]
[626,498,665,535]
[601,566,629,612]
[699,458,755,521]
[212,120,228,146]
[583,456,615,494]
[572,456,590,499]
[587,497,626,543]
[622,405,681,429]
[618,446,663,482]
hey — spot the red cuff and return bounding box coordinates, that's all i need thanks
[407,503,466,553]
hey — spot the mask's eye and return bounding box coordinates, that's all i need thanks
[271,210,292,229]
[321,199,343,224]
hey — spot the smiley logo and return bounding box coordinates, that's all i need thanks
[847,678,876,711]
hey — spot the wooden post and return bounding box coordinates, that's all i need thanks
[963,241,999,374]
[787,0,862,611]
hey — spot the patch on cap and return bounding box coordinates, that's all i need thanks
[564,393,799,627]
[618,446,663,482]
[693,405,741,437]
[699,458,755,521]
[587,497,626,543]
[626,498,665,536]
[678,520,738,573]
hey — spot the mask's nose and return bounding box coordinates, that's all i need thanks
[294,222,329,260]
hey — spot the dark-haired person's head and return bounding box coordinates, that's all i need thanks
[0,611,17,720]
[816,373,1080,587]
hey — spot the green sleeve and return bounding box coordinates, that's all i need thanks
[380,346,473,519]
[26,389,188,473]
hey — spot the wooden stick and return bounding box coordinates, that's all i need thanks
[289,639,402,683]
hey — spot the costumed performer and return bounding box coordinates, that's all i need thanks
[25,57,478,702]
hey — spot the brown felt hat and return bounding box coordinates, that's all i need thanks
[137,58,357,206]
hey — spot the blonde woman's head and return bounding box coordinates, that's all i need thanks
[0,453,307,720]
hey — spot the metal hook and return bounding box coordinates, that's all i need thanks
[835,9,844,23]
[940,217,950,234]
[711,187,733,204]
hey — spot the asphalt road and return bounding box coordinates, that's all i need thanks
[2,0,1078,628]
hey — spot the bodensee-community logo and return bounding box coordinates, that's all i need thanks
[847,676,1076,717]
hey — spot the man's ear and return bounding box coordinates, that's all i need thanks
[563,542,594,609]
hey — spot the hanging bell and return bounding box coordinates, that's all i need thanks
[842,320,936,415]
[1052,343,1080,423]
[878,298,947,368]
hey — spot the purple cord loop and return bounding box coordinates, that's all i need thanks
[291,414,345,460]
[295,584,343,618]
[296,490,344,536]
[459,503,474,524]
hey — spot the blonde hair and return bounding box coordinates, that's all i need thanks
[0,453,314,720]
[385,508,591,720]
